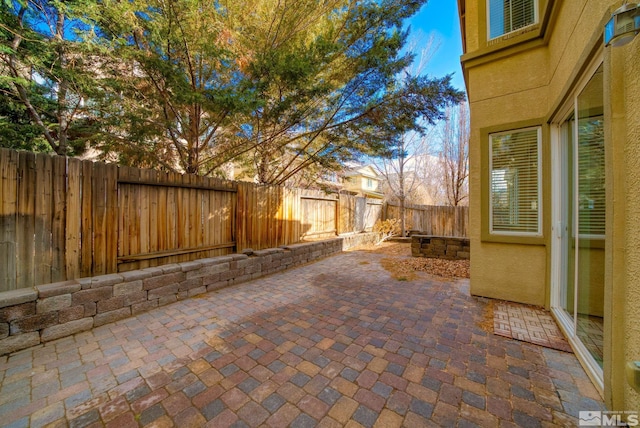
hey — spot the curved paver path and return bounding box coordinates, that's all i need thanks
[0,249,604,427]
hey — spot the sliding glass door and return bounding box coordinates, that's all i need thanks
[554,62,605,381]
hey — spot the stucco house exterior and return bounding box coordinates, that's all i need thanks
[342,164,385,200]
[457,0,639,414]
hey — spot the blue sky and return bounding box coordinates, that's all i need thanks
[407,1,465,93]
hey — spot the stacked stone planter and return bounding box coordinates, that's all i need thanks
[411,235,470,260]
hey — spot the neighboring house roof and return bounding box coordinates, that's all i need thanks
[343,164,380,179]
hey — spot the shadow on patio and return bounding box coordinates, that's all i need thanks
[0,245,604,427]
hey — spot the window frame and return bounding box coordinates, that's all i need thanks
[488,125,543,238]
[487,0,539,41]
[366,178,373,189]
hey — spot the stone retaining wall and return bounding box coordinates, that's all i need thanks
[411,235,470,260]
[0,233,379,356]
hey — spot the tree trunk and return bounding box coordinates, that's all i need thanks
[399,150,406,237]
[55,12,68,155]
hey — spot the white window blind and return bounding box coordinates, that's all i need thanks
[490,127,541,235]
[577,117,605,236]
[488,0,536,39]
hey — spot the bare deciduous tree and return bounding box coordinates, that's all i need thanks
[439,101,469,206]
[375,131,434,236]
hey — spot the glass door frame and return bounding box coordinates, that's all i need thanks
[550,52,604,395]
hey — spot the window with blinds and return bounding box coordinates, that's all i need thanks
[490,127,541,235]
[577,117,605,236]
[488,0,537,39]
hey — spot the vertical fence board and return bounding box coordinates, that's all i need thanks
[51,156,67,282]
[80,160,93,277]
[66,158,82,280]
[16,152,35,289]
[0,149,18,291]
[92,162,108,275]
[236,182,246,251]
[105,163,118,273]
[138,169,151,269]
[156,172,168,255]
[34,154,53,286]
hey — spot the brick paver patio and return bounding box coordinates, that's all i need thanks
[0,249,605,427]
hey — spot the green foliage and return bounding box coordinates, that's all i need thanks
[226,0,463,184]
[0,0,100,155]
[1,0,463,181]
[0,90,52,152]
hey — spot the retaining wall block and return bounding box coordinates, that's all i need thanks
[236,258,258,269]
[77,278,93,290]
[120,270,154,282]
[90,274,123,289]
[132,300,158,315]
[0,289,37,309]
[59,306,85,324]
[188,263,229,279]
[91,273,124,288]
[97,296,125,313]
[160,264,182,274]
[180,260,205,272]
[178,278,203,292]
[36,281,81,298]
[158,295,177,306]
[94,307,131,327]
[72,287,112,305]
[207,281,229,292]
[37,294,72,314]
[143,272,186,290]
[10,312,58,334]
[0,302,36,323]
[201,274,221,286]
[221,269,245,282]
[230,274,252,285]
[113,280,143,296]
[188,287,206,297]
[201,256,234,266]
[148,284,180,300]
[122,291,147,306]
[41,318,93,342]
[0,332,40,354]
[83,302,97,317]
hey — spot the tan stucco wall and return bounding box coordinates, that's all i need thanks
[471,243,546,304]
[466,52,550,307]
[606,35,640,413]
[462,0,640,412]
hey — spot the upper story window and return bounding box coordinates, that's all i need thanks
[488,0,537,40]
[366,178,374,189]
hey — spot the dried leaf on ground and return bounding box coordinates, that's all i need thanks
[399,257,470,279]
[353,242,470,280]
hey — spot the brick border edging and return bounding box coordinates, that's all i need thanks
[0,233,380,356]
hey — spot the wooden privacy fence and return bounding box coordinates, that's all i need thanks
[385,203,469,237]
[0,149,468,292]
[0,150,382,291]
